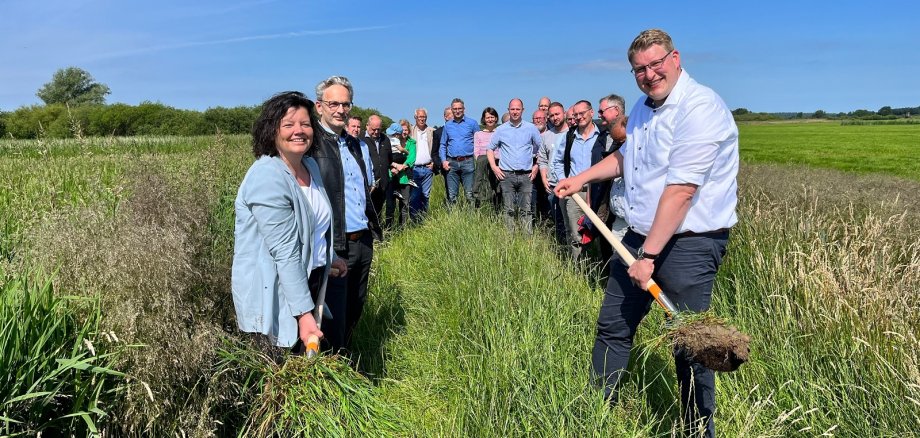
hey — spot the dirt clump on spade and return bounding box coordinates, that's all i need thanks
[669,315,751,372]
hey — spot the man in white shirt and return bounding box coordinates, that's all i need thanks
[410,108,436,221]
[555,29,739,438]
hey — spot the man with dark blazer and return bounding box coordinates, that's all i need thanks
[310,75,381,350]
[363,114,391,221]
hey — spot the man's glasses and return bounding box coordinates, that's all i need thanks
[319,100,352,111]
[630,50,673,77]
[599,105,618,115]
[573,109,592,119]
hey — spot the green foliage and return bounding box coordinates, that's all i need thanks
[0,272,126,435]
[36,67,110,106]
[732,111,781,121]
[216,339,406,437]
[2,103,388,139]
[348,106,394,130]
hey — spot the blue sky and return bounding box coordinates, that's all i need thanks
[2,0,919,121]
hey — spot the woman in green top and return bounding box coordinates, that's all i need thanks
[385,120,416,228]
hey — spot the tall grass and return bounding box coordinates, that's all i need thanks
[2,133,253,434]
[0,272,125,436]
[2,128,918,436]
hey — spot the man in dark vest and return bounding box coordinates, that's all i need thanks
[551,100,599,259]
[363,114,390,222]
[309,75,381,351]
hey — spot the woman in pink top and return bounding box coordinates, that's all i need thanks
[472,107,500,208]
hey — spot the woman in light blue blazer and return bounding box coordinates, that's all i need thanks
[232,91,347,353]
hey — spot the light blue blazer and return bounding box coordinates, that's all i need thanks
[231,155,335,347]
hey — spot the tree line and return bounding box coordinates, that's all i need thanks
[0,67,391,139]
[731,106,918,122]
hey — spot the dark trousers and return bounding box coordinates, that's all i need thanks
[547,187,566,245]
[593,229,728,438]
[328,230,374,351]
[370,181,387,224]
[385,182,411,229]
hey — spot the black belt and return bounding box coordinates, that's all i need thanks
[506,169,531,175]
[449,155,473,161]
[415,163,431,167]
[674,228,730,238]
[346,229,366,241]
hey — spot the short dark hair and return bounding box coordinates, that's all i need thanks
[480,107,499,125]
[251,91,317,158]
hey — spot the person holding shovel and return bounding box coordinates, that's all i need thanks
[555,29,739,437]
[231,91,348,357]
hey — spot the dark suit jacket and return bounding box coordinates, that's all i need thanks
[310,128,381,253]
[432,126,444,173]
[364,133,392,187]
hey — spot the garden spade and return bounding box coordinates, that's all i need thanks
[570,193,750,371]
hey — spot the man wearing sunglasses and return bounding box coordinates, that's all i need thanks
[555,29,739,438]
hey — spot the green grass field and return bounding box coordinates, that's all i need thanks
[738,121,920,181]
[1,123,918,436]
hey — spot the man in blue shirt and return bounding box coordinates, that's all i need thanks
[309,75,380,351]
[552,99,599,259]
[439,98,479,205]
[487,98,542,234]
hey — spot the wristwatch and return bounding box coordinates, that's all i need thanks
[637,246,658,261]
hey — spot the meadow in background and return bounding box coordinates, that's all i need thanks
[0,121,917,436]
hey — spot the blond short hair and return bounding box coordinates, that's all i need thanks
[627,29,674,62]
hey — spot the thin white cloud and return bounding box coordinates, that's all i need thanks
[89,25,394,61]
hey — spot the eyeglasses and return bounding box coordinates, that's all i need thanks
[630,50,673,77]
[573,109,592,119]
[599,105,619,115]
[319,100,352,111]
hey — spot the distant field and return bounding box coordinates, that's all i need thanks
[738,121,919,181]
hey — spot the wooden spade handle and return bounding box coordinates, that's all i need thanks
[570,193,678,316]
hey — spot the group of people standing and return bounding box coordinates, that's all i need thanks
[230,28,739,438]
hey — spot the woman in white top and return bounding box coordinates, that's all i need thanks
[232,91,347,354]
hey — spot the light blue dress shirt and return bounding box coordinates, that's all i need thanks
[488,120,542,171]
[358,138,374,187]
[232,155,335,348]
[552,124,599,182]
[320,123,370,233]
[439,116,480,162]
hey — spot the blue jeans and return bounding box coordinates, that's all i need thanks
[445,157,474,205]
[409,165,433,221]
[592,229,728,438]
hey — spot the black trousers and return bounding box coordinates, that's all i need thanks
[592,229,728,438]
[328,230,374,351]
